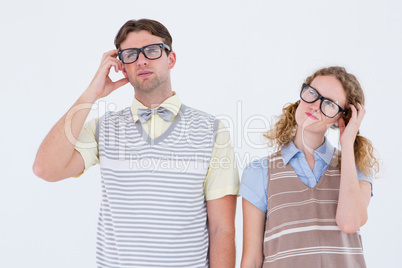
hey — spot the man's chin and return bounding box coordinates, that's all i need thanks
[131,81,156,93]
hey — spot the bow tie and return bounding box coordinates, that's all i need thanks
[137,107,174,124]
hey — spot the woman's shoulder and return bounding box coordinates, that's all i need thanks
[244,151,284,172]
[243,156,268,174]
[240,156,270,211]
[242,155,272,186]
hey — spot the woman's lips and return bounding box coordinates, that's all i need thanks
[306,112,318,120]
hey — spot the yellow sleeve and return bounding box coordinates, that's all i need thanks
[204,121,240,201]
[74,118,99,176]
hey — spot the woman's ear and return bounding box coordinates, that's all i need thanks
[343,110,351,126]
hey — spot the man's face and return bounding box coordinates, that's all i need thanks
[120,30,176,94]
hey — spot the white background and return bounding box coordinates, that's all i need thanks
[1,0,401,267]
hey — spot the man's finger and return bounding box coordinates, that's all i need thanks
[101,49,119,64]
[114,77,129,89]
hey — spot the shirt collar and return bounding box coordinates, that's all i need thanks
[281,138,334,165]
[131,92,181,122]
[281,141,300,165]
[315,137,334,165]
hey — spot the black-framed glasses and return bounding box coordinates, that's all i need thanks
[118,43,171,64]
[300,83,346,118]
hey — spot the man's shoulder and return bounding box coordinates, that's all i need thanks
[97,107,132,130]
[182,104,217,121]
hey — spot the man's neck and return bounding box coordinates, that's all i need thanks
[134,90,174,109]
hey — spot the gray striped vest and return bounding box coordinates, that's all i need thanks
[95,104,219,268]
[263,150,366,268]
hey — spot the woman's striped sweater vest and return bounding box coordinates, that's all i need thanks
[263,150,366,268]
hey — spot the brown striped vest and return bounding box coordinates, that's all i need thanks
[263,149,366,268]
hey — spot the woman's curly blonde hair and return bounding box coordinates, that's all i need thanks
[264,66,379,177]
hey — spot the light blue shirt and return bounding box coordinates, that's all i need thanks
[239,139,373,214]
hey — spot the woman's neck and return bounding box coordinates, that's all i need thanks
[293,128,325,158]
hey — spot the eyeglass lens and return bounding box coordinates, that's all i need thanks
[120,44,163,64]
[301,85,340,118]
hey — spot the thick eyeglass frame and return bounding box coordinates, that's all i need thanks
[300,83,346,118]
[118,43,171,64]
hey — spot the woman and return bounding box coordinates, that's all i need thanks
[240,66,379,268]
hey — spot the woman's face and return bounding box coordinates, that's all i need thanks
[295,75,347,135]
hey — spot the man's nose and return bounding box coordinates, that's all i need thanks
[136,51,149,65]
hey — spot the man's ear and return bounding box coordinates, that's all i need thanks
[168,51,176,69]
[121,64,128,78]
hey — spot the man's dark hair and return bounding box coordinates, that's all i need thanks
[114,19,172,53]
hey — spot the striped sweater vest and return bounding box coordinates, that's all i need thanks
[263,150,366,268]
[95,104,219,268]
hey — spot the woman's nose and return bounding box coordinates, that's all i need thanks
[310,100,320,112]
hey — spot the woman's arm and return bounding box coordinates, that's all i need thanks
[241,198,266,268]
[336,104,372,233]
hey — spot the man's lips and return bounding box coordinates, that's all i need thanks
[306,112,319,120]
[137,70,153,78]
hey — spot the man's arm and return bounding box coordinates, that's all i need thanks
[207,195,237,268]
[33,50,128,182]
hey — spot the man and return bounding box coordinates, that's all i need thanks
[33,19,239,267]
